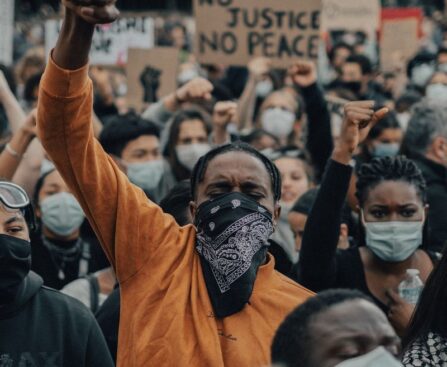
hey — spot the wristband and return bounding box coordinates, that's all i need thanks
[5,143,23,159]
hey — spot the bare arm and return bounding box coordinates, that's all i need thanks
[0,71,26,133]
[0,112,36,181]
[236,57,271,131]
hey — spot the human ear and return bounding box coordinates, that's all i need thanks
[273,202,281,229]
[189,201,198,223]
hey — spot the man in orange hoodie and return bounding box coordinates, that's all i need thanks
[37,1,313,366]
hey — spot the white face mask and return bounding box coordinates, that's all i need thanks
[363,212,424,262]
[126,159,165,191]
[176,143,211,171]
[335,346,403,367]
[426,83,447,104]
[256,79,274,98]
[261,108,295,138]
[411,63,435,87]
[396,112,411,131]
[40,192,85,237]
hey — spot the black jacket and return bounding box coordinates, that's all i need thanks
[410,153,447,252]
[0,272,114,367]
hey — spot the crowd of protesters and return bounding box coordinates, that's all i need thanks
[2,0,447,366]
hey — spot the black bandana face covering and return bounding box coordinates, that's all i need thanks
[0,234,31,305]
[194,192,274,318]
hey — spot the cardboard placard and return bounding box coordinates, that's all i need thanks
[0,0,14,65]
[380,18,419,72]
[126,48,180,112]
[45,16,155,65]
[194,0,322,67]
[322,0,381,34]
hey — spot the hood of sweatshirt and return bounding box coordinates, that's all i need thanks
[0,271,43,319]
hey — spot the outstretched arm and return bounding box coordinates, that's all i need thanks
[37,1,186,283]
[298,101,389,291]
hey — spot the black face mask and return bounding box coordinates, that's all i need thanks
[194,192,274,318]
[0,234,31,305]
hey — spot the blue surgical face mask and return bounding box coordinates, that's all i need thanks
[40,192,85,237]
[335,346,403,367]
[371,143,400,158]
[362,212,424,262]
[126,159,164,191]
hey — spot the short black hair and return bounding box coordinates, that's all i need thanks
[99,112,160,158]
[24,72,42,102]
[328,42,353,63]
[356,156,426,206]
[271,289,371,367]
[367,111,401,140]
[345,54,373,75]
[437,47,447,57]
[159,180,192,226]
[240,129,279,147]
[190,141,281,201]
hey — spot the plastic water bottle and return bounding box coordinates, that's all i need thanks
[398,269,424,304]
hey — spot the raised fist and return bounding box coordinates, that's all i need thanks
[62,0,119,24]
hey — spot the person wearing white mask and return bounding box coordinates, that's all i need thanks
[258,91,299,146]
[165,108,212,181]
[99,112,176,203]
[270,148,313,262]
[425,71,447,104]
[297,101,439,337]
[272,289,402,367]
[31,169,108,290]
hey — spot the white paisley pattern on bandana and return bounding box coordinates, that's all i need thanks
[196,212,273,293]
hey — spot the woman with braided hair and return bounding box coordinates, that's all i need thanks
[297,101,439,336]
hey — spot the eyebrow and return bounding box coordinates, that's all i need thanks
[5,216,25,225]
[206,180,267,192]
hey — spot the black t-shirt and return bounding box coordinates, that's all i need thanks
[0,272,114,367]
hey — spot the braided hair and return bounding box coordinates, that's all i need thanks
[190,141,282,201]
[356,156,426,206]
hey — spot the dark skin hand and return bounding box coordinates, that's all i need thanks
[53,0,119,70]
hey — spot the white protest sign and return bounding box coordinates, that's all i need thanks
[0,0,14,65]
[45,16,155,65]
[322,0,381,34]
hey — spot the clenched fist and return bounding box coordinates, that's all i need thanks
[62,0,119,24]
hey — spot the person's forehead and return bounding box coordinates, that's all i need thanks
[178,119,207,136]
[202,151,271,187]
[0,204,24,222]
[275,157,305,172]
[43,170,65,187]
[128,134,160,149]
[364,181,420,206]
[310,299,394,340]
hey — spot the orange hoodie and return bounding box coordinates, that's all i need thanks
[37,56,313,367]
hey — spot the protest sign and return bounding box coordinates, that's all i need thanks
[0,0,14,65]
[380,8,423,71]
[127,48,180,112]
[194,0,322,67]
[45,16,155,65]
[321,0,380,34]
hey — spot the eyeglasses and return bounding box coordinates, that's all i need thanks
[0,182,30,210]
